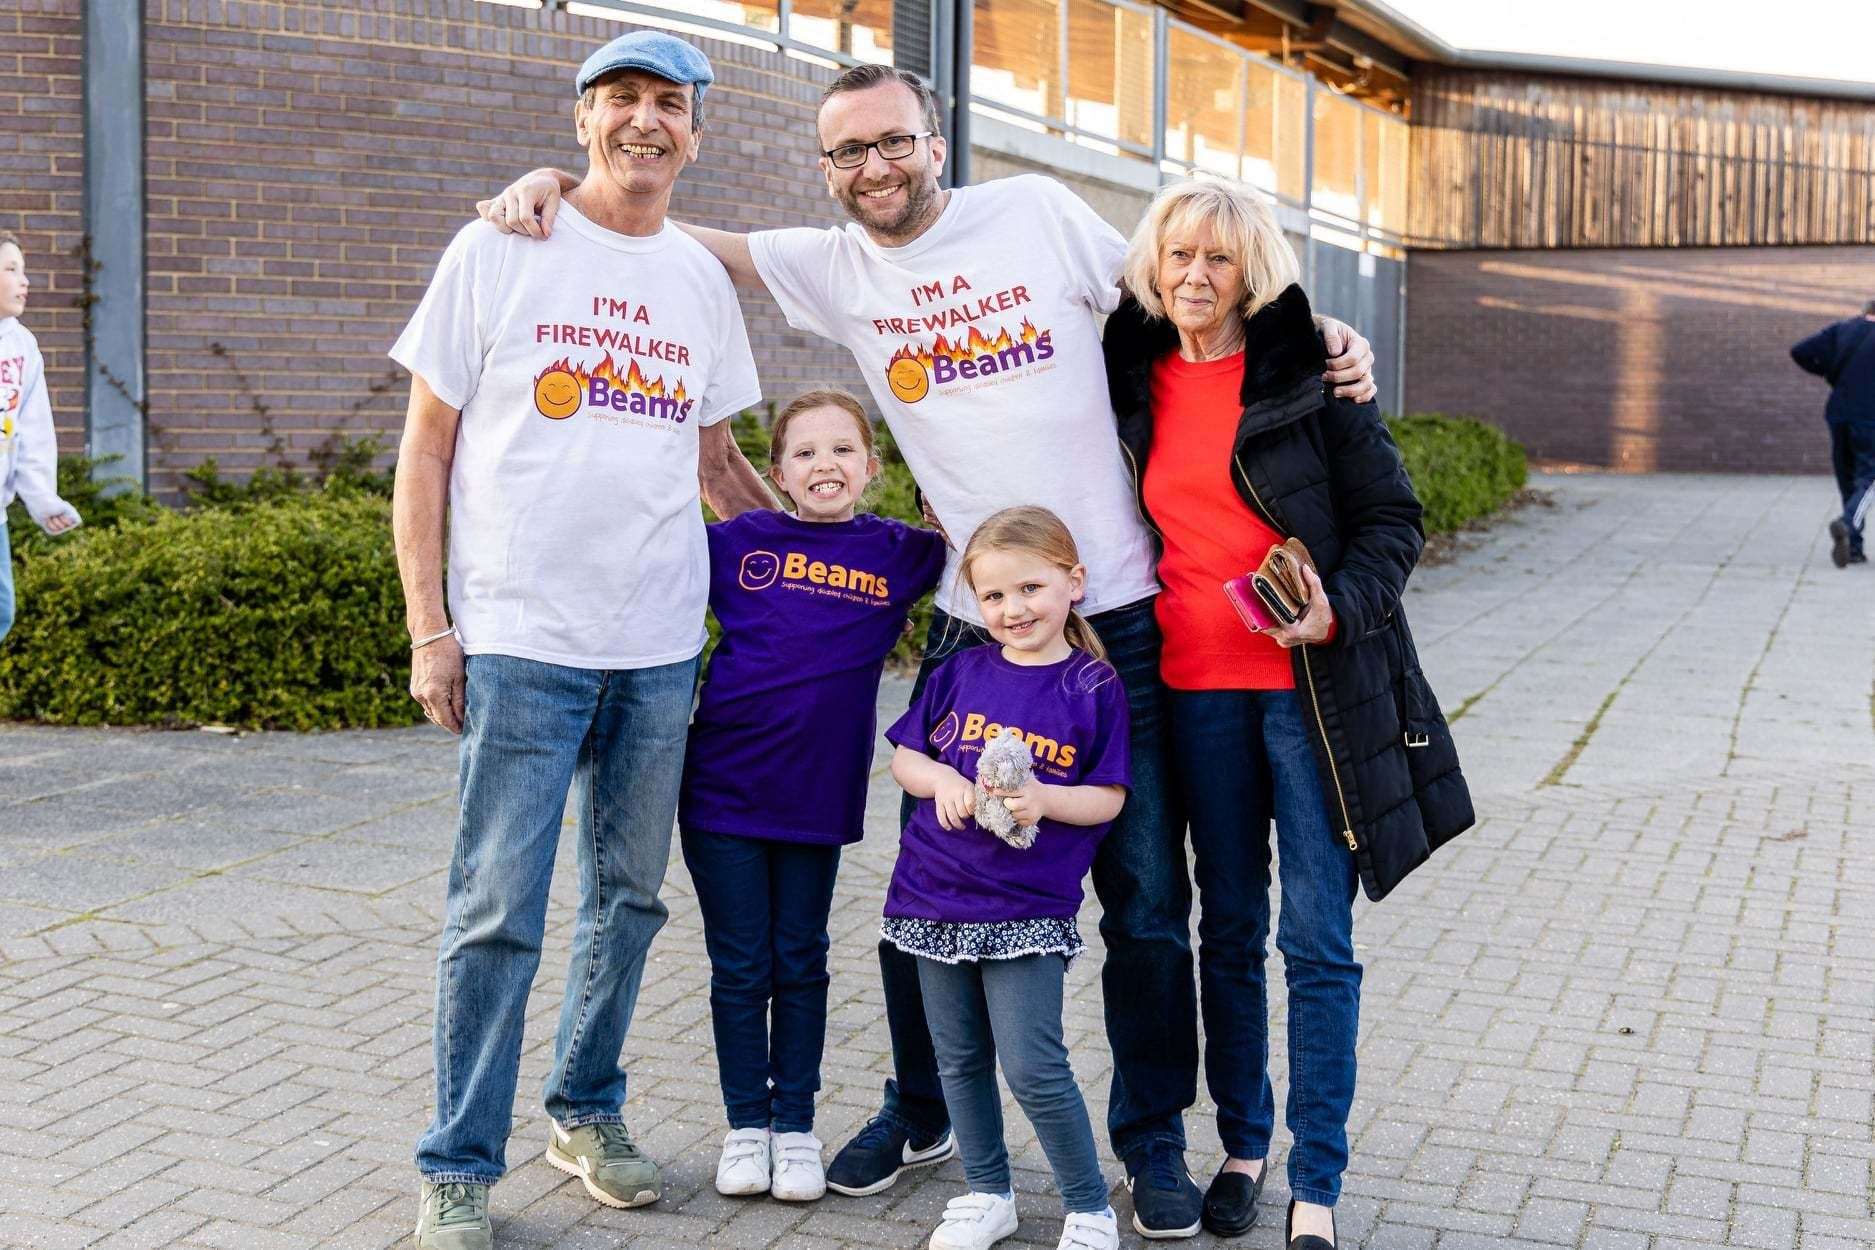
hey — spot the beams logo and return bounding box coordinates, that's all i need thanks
[740,549,892,600]
[532,354,694,423]
[883,320,1054,405]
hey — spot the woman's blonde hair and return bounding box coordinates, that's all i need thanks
[959,505,1106,663]
[1120,178,1301,322]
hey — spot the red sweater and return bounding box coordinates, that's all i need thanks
[1145,351,1295,691]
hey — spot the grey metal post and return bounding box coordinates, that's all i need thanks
[83,1,146,488]
[1150,7,1167,178]
[1301,73,1316,288]
[948,0,972,186]
[933,0,955,187]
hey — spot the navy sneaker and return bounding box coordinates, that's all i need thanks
[1124,1143,1204,1239]
[824,1114,955,1197]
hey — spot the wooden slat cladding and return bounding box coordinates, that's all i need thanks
[1409,68,1875,249]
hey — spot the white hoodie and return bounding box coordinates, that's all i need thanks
[0,316,79,529]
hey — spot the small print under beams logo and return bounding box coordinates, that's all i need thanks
[532,354,694,422]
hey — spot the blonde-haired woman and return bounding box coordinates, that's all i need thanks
[1101,179,1472,1246]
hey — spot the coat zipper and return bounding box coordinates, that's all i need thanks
[1232,453,1359,854]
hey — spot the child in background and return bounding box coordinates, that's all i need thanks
[679,389,948,1202]
[0,231,82,642]
[883,506,1131,1250]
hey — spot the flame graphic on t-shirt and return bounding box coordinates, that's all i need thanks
[885,319,1043,370]
[534,354,689,403]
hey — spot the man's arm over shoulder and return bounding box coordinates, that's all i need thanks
[698,418,777,519]
[673,222,766,293]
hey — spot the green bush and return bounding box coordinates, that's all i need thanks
[1387,413,1528,535]
[0,494,414,730]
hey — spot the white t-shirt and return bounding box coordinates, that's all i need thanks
[391,204,762,669]
[749,174,1158,621]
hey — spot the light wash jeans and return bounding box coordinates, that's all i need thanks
[415,651,699,1184]
[915,953,1110,1215]
[0,516,14,642]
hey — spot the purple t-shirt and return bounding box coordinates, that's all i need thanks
[680,509,946,845]
[884,647,1132,923]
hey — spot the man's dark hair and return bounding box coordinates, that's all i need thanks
[820,64,941,136]
[1863,297,1875,316]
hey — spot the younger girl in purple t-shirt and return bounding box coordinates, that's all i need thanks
[679,389,946,1204]
[884,506,1132,1250]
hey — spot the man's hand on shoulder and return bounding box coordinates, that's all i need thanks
[475,168,576,238]
[1318,315,1378,404]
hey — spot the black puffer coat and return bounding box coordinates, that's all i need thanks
[1104,284,1472,901]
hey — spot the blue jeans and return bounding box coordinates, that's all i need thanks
[0,516,13,642]
[1170,688,1361,1207]
[878,599,1193,1160]
[680,826,841,1133]
[1830,421,1875,554]
[915,953,1109,1214]
[416,652,699,1184]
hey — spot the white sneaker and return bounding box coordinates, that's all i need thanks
[1056,1208,1120,1250]
[769,1131,826,1201]
[715,1128,770,1196]
[930,1191,1019,1250]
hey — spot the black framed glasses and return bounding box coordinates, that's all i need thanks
[822,131,935,169]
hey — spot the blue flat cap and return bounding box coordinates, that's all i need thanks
[576,31,714,102]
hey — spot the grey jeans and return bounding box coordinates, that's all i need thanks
[914,952,1109,1213]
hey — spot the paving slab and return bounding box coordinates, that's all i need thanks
[1,472,1871,1248]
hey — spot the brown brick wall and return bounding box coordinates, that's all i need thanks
[0,0,84,459]
[1403,246,1875,472]
[141,0,867,497]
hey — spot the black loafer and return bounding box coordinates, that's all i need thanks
[1200,1164,1266,1237]
[1284,1199,1337,1249]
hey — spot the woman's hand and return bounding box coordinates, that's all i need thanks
[986,777,1049,827]
[1266,564,1335,648]
[475,169,567,238]
[933,767,977,831]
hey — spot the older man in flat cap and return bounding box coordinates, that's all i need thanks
[391,31,773,1249]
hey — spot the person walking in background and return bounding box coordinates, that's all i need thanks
[388,32,770,1250]
[680,389,946,1203]
[1791,299,1875,568]
[0,230,83,643]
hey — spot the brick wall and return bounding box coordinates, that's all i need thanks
[0,0,84,459]
[140,0,867,497]
[1404,246,1875,473]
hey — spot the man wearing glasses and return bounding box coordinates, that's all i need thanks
[479,60,1378,1241]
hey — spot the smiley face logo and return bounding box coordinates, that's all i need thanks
[930,711,961,752]
[738,550,781,591]
[534,368,582,420]
[886,356,930,404]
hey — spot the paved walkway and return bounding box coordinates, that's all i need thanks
[1,473,1871,1249]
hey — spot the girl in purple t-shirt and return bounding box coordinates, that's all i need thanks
[678,390,946,1204]
[884,507,1132,1250]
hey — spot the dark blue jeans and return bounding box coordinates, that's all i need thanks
[877,598,1194,1161]
[1170,688,1361,1207]
[681,827,842,1133]
[1830,421,1875,555]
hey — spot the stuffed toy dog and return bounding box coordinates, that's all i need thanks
[974,731,1040,849]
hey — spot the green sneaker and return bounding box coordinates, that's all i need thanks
[414,1181,490,1250]
[546,1120,661,1209]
